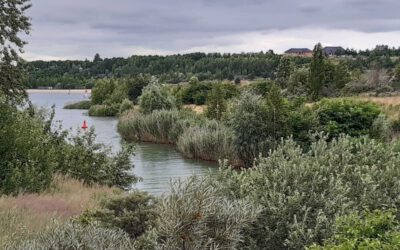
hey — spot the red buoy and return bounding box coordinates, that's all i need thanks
[82,120,88,130]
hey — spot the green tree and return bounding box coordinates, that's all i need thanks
[276,56,293,88]
[138,83,177,114]
[93,53,102,62]
[309,43,326,100]
[205,84,227,120]
[0,0,31,103]
[91,79,116,105]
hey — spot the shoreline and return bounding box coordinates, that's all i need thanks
[27,89,91,94]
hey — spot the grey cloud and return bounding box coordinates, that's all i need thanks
[24,0,400,59]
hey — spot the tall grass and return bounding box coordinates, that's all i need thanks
[118,109,199,144]
[177,121,239,164]
[0,176,119,246]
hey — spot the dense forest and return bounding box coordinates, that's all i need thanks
[24,45,400,89]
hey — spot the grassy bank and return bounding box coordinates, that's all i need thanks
[64,100,91,109]
[0,176,119,246]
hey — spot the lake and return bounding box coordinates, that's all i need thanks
[28,90,216,195]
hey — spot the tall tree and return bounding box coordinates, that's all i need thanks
[276,56,293,88]
[0,0,31,103]
[309,43,326,101]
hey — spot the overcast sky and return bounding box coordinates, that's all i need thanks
[24,0,400,61]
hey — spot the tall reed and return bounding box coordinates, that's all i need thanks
[118,109,199,144]
[177,120,239,163]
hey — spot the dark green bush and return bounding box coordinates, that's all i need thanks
[308,210,400,249]
[82,191,158,240]
[0,104,55,195]
[89,104,119,116]
[64,100,91,110]
[56,129,138,189]
[314,98,382,139]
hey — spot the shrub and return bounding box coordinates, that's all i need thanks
[138,83,177,114]
[0,104,55,195]
[89,104,119,116]
[157,176,262,249]
[178,82,212,105]
[308,210,400,249]
[56,129,138,189]
[177,121,238,162]
[91,79,116,105]
[213,135,400,249]
[314,98,382,139]
[81,191,158,240]
[205,84,227,120]
[63,100,91,109]
[118,98,134,114]
[7,222,134,250]
[118,109,198,144]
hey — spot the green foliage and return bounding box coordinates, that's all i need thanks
[56,129,138,189]
[63,100,92,109]
[213,135,400,249]
[205,83,227,120]
[91,79,116,105]
[0,104,55,195]
[0,0,31,103]
[277,56,294,88]
[177,120,238,162]
[308,210,400,249]
[82,191,158,240]
[228,87,300,166]
[125,75,151,103]
[178,82,212,105]
[138,83,177,114]
[309,43,326,100]
[118,98,134,114]
[157,176,262,249]
[314,98,383,139]
[88,104,119,116]
[7,222,134,250]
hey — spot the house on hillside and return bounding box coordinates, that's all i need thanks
[323,46,345,56]
[284,48,313,57]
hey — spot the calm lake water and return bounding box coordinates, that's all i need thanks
[28,91,216,194]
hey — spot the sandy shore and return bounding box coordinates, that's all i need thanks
[27,89,91,94]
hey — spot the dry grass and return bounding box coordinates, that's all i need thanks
[183,104,206,114]
[354,96,400,120]
[0,176,120,244]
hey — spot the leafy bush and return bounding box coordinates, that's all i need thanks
[177,121,238,163]
[89,104,119,116]
[118,98,134,114]
[205,84,227,120]
[156,176,261,249]
[56,129,138,189]
[7,222,134,250]
[63,100,91,109]
[118,109,198,144]
[213,135,400,249]
[81,191,158,240]
[138,83,177,114]
[91,79,116,105]
[308,210,400,249]
[0,104,55,195]
[314,98,383,139]
[178,82,212,105]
